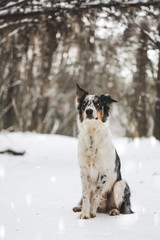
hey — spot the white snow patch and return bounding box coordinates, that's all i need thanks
[0,225,5,239]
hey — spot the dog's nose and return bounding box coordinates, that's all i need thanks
[86,108,93,116]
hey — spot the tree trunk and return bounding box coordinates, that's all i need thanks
[133,20,149,137]
[154,23,160,140]
[3,38,20,130]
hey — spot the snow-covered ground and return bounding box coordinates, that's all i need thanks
[0,132,160,240]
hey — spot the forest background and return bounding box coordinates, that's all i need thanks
[0,0,160,140]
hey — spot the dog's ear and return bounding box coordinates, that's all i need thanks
[76,84,88,103]
[100,94,118,105]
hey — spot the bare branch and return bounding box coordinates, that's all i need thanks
[80,0,160,9]
[0,149,25,155]
[135,22,160,48]
[0,0,27,11]
[0,0,160,23]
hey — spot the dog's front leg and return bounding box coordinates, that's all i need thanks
[90,173,107,218]
[79,168,91,219]
[90,191,101,218]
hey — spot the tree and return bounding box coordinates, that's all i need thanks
[132,20,149,137]
[154,23,160,140]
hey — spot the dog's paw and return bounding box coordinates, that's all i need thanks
[73,206,82,212]
[90,213,96,218]
[78,213,90,219]
[109,208,120,216]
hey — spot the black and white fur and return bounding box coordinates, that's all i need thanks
[73,84,133,219]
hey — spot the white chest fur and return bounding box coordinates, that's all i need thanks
[78,119,116,187]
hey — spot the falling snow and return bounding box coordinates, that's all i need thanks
[0,132,160,240]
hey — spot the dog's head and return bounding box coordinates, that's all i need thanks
[76,84,117,123]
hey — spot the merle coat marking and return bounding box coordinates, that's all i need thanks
[73,84,133,219]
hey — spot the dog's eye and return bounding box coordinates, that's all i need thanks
[82,101,86,109]
[94,101,101,109]
[95,101,100,106]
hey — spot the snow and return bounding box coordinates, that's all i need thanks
[0,132,160,240]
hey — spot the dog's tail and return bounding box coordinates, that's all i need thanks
[120,183,134,214]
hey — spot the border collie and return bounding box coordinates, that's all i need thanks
[73,84,133,219]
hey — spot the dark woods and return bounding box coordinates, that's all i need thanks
[0,0,160,139]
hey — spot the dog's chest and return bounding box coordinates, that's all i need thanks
[78,129,115,183]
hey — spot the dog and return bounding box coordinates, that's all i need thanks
[73,84,133,219]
